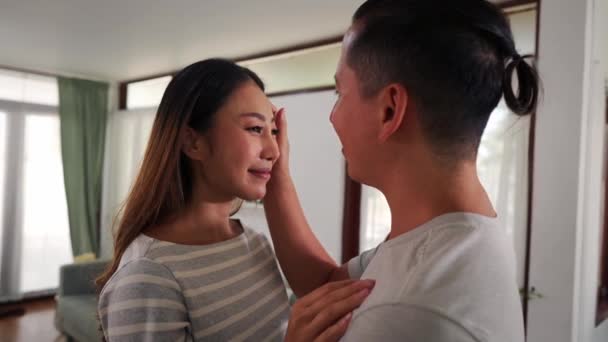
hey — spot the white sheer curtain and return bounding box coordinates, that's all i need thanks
[0,69,72,301]
[99,108,156,258]
[478,102,530,287]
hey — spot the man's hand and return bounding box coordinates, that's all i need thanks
[285,279,375,342]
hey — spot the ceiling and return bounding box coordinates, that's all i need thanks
[0,0,363,81]
[0,0,527,82]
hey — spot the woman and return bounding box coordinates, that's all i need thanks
[96,58,373,341]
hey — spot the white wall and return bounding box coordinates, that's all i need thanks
[527,0,608,341]
[268,90,344,261]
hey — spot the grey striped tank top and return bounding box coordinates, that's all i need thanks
[98,225,289,341]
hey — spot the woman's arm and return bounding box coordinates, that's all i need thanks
[265,108,350,297]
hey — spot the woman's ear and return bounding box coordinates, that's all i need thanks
[378,84,408,142]
[181,127,208,161]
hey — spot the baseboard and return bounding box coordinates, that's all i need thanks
[0,306,26,318]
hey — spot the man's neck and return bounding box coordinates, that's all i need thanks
[377,160,496,241]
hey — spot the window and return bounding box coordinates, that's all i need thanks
[126,76,172,110]
[359,187,390,253]
[119,39,342,110]
[0,68,71,301]
[0,69,58,106]
[239,42,340,95]
[20,113,71,293]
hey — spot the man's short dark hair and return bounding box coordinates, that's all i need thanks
[349,0,539,161]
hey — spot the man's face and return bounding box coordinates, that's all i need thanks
[330,28,382,183]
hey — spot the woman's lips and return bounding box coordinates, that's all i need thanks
[248,169,272,180]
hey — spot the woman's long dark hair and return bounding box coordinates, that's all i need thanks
[96,59,264,291]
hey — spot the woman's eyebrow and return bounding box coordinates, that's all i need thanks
[240,112,275,123]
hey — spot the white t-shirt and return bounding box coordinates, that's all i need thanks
[342,212,524,342]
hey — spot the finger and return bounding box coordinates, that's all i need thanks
[314,313,352,342]
[308,287,370,335]
[276,108,287,136]
[295,280,357,308]
[304,279,374,315]
[294,280,369,324]
[271,103,278,113]
[274,108,292,164]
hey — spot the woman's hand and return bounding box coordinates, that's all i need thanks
[270,106,290,183]
[284,279,375,342]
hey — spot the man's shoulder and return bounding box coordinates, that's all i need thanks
[369,214,520,312]
[342,302,481,342]
[381,213,515,279]
[351,214,524,341]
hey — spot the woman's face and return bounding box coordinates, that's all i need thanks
[191,80,279,201]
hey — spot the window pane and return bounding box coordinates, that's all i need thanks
[239,43,341,94]
[20,113,71,293]
[359,186,390,253]
[23,74,59,106]
[0,70,24,103]
[0,69,58,106]
[509,9,537,55]
[126,76,172,109]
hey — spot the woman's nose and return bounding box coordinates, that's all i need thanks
[261,132,280,162]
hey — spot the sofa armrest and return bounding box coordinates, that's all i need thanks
[58,259,109,296]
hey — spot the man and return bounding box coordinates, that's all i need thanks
[270,0,539,341]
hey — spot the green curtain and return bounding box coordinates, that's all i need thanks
[58,77,109,260]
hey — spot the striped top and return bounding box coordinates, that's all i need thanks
[98,225,290,341]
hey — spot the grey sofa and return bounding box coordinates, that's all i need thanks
[55,260,108,342]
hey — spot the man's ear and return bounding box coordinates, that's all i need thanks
[181,127,208,161]
[378,84,408,142]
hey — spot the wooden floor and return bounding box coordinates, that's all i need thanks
[0,297,65,342]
